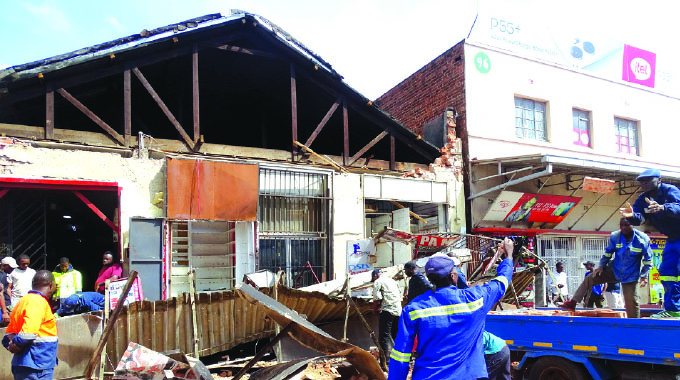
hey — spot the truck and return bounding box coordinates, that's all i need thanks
[486,310,680,380]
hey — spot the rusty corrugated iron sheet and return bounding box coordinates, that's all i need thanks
[166,157,258,221]
[237,283,385,380]
[106,286,374,364]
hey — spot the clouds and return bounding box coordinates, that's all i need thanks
[108,17,125,33]
[24,1,72,33]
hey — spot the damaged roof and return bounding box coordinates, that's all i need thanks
[0,11,440,164]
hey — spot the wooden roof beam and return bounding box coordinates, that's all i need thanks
[132,67,194,150]
[348,130,388,166]
[305,95,342,148]
[56,88,125,145]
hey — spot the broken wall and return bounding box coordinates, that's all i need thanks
[0,140,164,251]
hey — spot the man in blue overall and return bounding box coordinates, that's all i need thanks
[620,169,680,318]
[387,239,514,380]
[560,218,651,318]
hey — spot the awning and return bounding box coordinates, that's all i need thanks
[469,154,680,200]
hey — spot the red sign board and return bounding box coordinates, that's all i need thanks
[484,191,581,224]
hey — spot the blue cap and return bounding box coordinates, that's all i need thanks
[636,169,660,181]
[425,256,456,278]
[371,269,381,277]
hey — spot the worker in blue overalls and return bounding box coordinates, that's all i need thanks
[387,239,514,380]
[620,169,680,318]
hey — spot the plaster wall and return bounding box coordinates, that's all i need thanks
[464,43,680,169]
[0,141,165,250]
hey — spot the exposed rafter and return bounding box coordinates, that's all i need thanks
[305,95,342,148]
[349,131,388,166]
[132,68,194,149]
[56,88,125,145]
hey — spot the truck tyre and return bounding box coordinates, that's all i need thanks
[528,356,588,380]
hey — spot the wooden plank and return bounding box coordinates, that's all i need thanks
[290,62,297,161]
[56,88,125,145]
[45,91,54,139]
[232,323,295,380]
[132,67,194,148]
[85,271,138,379]
[167,298,177,351]
[293,140,348,173]
[349,131,388,165]
[187,271,200,357]
[343,100,349,166]
[304,95,342,148]
[154,299,166,352]
[199,292,211,352]
[294,66,437,162]
[192,46,200,144]
[123,70,131,138]
[214,44,287,60]
[390,135,396,171]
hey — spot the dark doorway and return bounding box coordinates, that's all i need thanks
[0,188,118,291]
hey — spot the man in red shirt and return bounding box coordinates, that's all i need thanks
[94,251,122,294]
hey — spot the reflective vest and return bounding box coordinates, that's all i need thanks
[53,268,82,300]
[2,291,58,370]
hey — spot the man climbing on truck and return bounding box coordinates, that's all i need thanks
[387,238,514,380]
[620,168,680,318]
[559,218,652,318]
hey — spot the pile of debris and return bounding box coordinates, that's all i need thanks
[402,111,462,180]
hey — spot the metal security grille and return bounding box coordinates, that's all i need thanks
[581,237,608,277]
[0,192,47,270]
[537,237,579,297]
[258,168,331,287]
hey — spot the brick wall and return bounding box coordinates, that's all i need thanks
[376,40,466,137]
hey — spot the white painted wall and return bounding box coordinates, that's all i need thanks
[0,142,164,251]
[331,173,364,280]
[464,43,680,170]
[235,221,255,283]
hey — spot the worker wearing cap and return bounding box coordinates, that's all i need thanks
[560,218,651,318]
[387,239,514,380]
[371,268,402,365]
[620,168,680,318]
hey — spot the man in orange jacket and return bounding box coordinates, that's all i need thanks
[2,270,58,380]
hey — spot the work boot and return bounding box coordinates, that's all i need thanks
[557,299,577,311]
[649,310,680,319]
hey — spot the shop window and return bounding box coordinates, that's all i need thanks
[258,168,330,287]
[614,117,639,155]
[515,97,547,141]
[572,109,591,147]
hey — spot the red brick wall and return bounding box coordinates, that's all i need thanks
[376,40,466,137]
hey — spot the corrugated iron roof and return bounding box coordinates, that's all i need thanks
[0,11,339,86]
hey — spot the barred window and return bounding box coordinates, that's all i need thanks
[614,117,639,155]
[515,97,547,141]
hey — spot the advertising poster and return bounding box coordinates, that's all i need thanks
[415,234,464,255]
[347,239,375,275]
[467,0,678,96]
[109,277,144,310]
[484,191,581,224]
[649,238,665,303]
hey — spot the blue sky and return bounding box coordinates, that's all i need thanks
[1,0,677,99]
[0,0,477,100]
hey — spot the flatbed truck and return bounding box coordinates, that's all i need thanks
[486,310,680,380]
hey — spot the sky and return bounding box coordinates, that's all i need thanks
[0,0,477,100]
[0,0,678,100]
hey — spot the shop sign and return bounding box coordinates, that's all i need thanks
[484,191,581,223]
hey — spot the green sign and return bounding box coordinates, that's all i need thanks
[474,52,491,74]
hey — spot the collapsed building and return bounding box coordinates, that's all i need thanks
[0,11,465,300]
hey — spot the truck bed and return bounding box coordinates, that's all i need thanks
[486,312,680,367]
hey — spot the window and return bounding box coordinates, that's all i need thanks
[614,117,639,155]
[572,109,591,147]
[258,168,331,287]
[515,97,547,141]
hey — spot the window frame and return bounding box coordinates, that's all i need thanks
[572,108,592,148]
[514,96,548,142]
[614,117,639,156]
